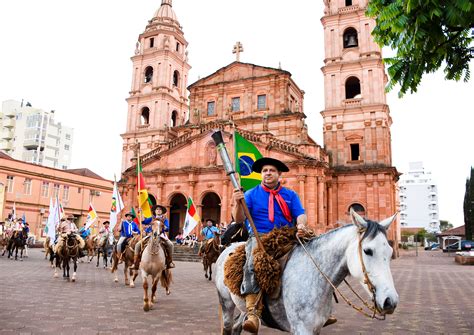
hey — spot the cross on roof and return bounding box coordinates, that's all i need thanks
[232,41,244,62]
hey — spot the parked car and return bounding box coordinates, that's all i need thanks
[424,243,439,250]
[443,240,473,252]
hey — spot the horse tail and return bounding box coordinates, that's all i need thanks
[160,269,173,289]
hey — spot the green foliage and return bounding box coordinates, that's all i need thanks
[463,167,474,240]
[367,0,474,96]
[425,232,437,242]
[415,228,427,244]
[439,220,453,232]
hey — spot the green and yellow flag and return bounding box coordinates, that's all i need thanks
[137,158,152,219]
[234,131,263,191]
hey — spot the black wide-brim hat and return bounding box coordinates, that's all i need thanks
[125,212,136,219]
[252,157,289,173]
[151,204,167,214]
[103,221,110,225]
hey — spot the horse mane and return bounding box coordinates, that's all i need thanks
[310,219,387,244]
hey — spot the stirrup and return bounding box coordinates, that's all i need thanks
[242,312,261,333]
[323,315,337,327]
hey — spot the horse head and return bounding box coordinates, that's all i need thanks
[346,208,399,315]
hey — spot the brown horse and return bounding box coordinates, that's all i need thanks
[140,235,172,311]
[54,234,80,282]
[83,235,97,262]
[0,234,9,256]
[44,237,56,268]
[111,235,140,287]
[202,233,222,281]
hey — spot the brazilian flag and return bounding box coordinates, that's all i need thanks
[234,131,263,191]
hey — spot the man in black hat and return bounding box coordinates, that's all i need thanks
[231,157,308,333]
[198,218,220,256]
[116,212,140,260]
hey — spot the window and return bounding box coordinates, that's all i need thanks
[345,76,361,99]
[231,97,240,112]
[171,110,178,127]
[149,37,154,48]
[207,101,215,116]
[6,176,13,193]
[53,184,60,198]
[144,66,153,83]
[173,70,180,87]
[64,144,70,150]
[176,42,180,52]
[345,0,352,6]
[78,187,81,194]
[41,181,49,197]
[63,185,69,201]
[65,134,71,140]
[140,107,150,125]
[24,178,32,195]
[350,143,360,161]
[343,27,358,48]
[257,95,266,110]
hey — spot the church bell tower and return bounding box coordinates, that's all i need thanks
[320,0,399,247]
[121,0,191,170]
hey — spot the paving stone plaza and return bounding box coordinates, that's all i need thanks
[0,248,472,334]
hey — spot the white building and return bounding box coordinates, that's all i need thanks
[399,162,440,233]
[0,100,73,169]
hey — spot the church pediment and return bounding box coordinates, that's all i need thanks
[188,61,290,88]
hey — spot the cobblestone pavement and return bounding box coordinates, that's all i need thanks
[0,248,472,334]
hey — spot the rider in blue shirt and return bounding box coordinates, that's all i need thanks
[232,157,308,333]
[117,212,140,255]
[199,219,220,256]
[79,223,91,240]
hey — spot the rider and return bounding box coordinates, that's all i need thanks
[54,214,85,254]
[78,222,91,241]
[198,219,220,256]
[98,221,112,244]
[116,212,140,261]
[232,157,314,333]
[132,204,175,270]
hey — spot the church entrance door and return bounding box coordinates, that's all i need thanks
[169,193,187,240]
[201,192,221,227]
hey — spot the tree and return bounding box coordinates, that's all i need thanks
[463,167,474,240]
[439,220,453,232]
[367,0,474,96]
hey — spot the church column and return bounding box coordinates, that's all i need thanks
[313,176,319,227]
[221,179,229,223]
[317,177,325,227]
[156,182,164,204]
[307,175,317,230]
[188,181,196,202]
[327,182,333,229]
[297,175,306,204]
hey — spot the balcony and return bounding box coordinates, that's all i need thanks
[23,139,45,150]
[1,129,14,140]
[343,98,362,107]
[338,4,360,14]
[3,118,15,128]
[0,142,13,151]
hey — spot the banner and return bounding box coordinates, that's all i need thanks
[183,197,200,238]
[234,131,263,191]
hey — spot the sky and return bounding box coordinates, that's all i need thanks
[0,0,472,226]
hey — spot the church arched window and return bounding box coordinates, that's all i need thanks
[343,27,358,48]
[345,0,353,6]
[349,203,366,216]
[171,110,178,127]
[140,107,150,125]
[345,76,361,99]
[144,66,153,83]
[173,70,180,87]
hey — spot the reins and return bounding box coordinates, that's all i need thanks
[296,229,386,320]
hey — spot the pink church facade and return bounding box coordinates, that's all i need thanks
[120,0,400,255]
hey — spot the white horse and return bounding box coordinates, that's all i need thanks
[215,209,399,335]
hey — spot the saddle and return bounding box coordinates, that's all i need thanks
[224,227,315,299]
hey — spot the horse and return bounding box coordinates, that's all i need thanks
[54,234,80,282]
[82,235,97,262]
[7,230,26,261]
[220,222,249,246]
[44,236,51,259]
[0,233,9,256]
[215,209,399,335]
[139,234,172,311]
[96,233,113,268]
[202,232,222,281]
[111,235,140,287]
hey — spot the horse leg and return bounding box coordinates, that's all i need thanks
[19,247,24,261]
[130,265,139,288]
[111,252,119,283]
[151,275,159,304]
[124,264,130,286]
[71,258,77,282]
[203,259,209,279]
[217,291,237,335]
[209,263,212,281]
[96,249,100,267]
[143,275,150,312]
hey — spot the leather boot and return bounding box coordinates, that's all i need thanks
[323,315,337,327]
[242,293,263,333]
[166,254,175,269]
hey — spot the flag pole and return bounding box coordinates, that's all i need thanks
[136,147,143,240]
[211,130,264,250]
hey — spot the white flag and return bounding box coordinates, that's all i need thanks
[11,202,16,221]
[109,179,124,231]
[183,197,200,238]
[46,198,56,245]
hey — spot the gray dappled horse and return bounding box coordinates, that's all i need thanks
[215,209,399,335]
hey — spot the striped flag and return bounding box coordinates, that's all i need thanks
[137,158,152,219]
[109,179,124,231]
[84,203,98,230]
[183,197,200,238]
[131,207,140,225]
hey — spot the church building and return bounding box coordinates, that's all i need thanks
[119,0,400,254]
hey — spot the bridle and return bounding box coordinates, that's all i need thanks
[296,227,386,320]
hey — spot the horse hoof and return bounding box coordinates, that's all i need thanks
[20,259,23,262]
[166,289,171,296]
[114,278,118,283]
[130,282,135,288]
[53,273,58,278]
[205,274,208,278]
[72,277,76,282]
[143,304,150,312]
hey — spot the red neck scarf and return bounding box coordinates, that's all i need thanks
[261,183,292,223]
